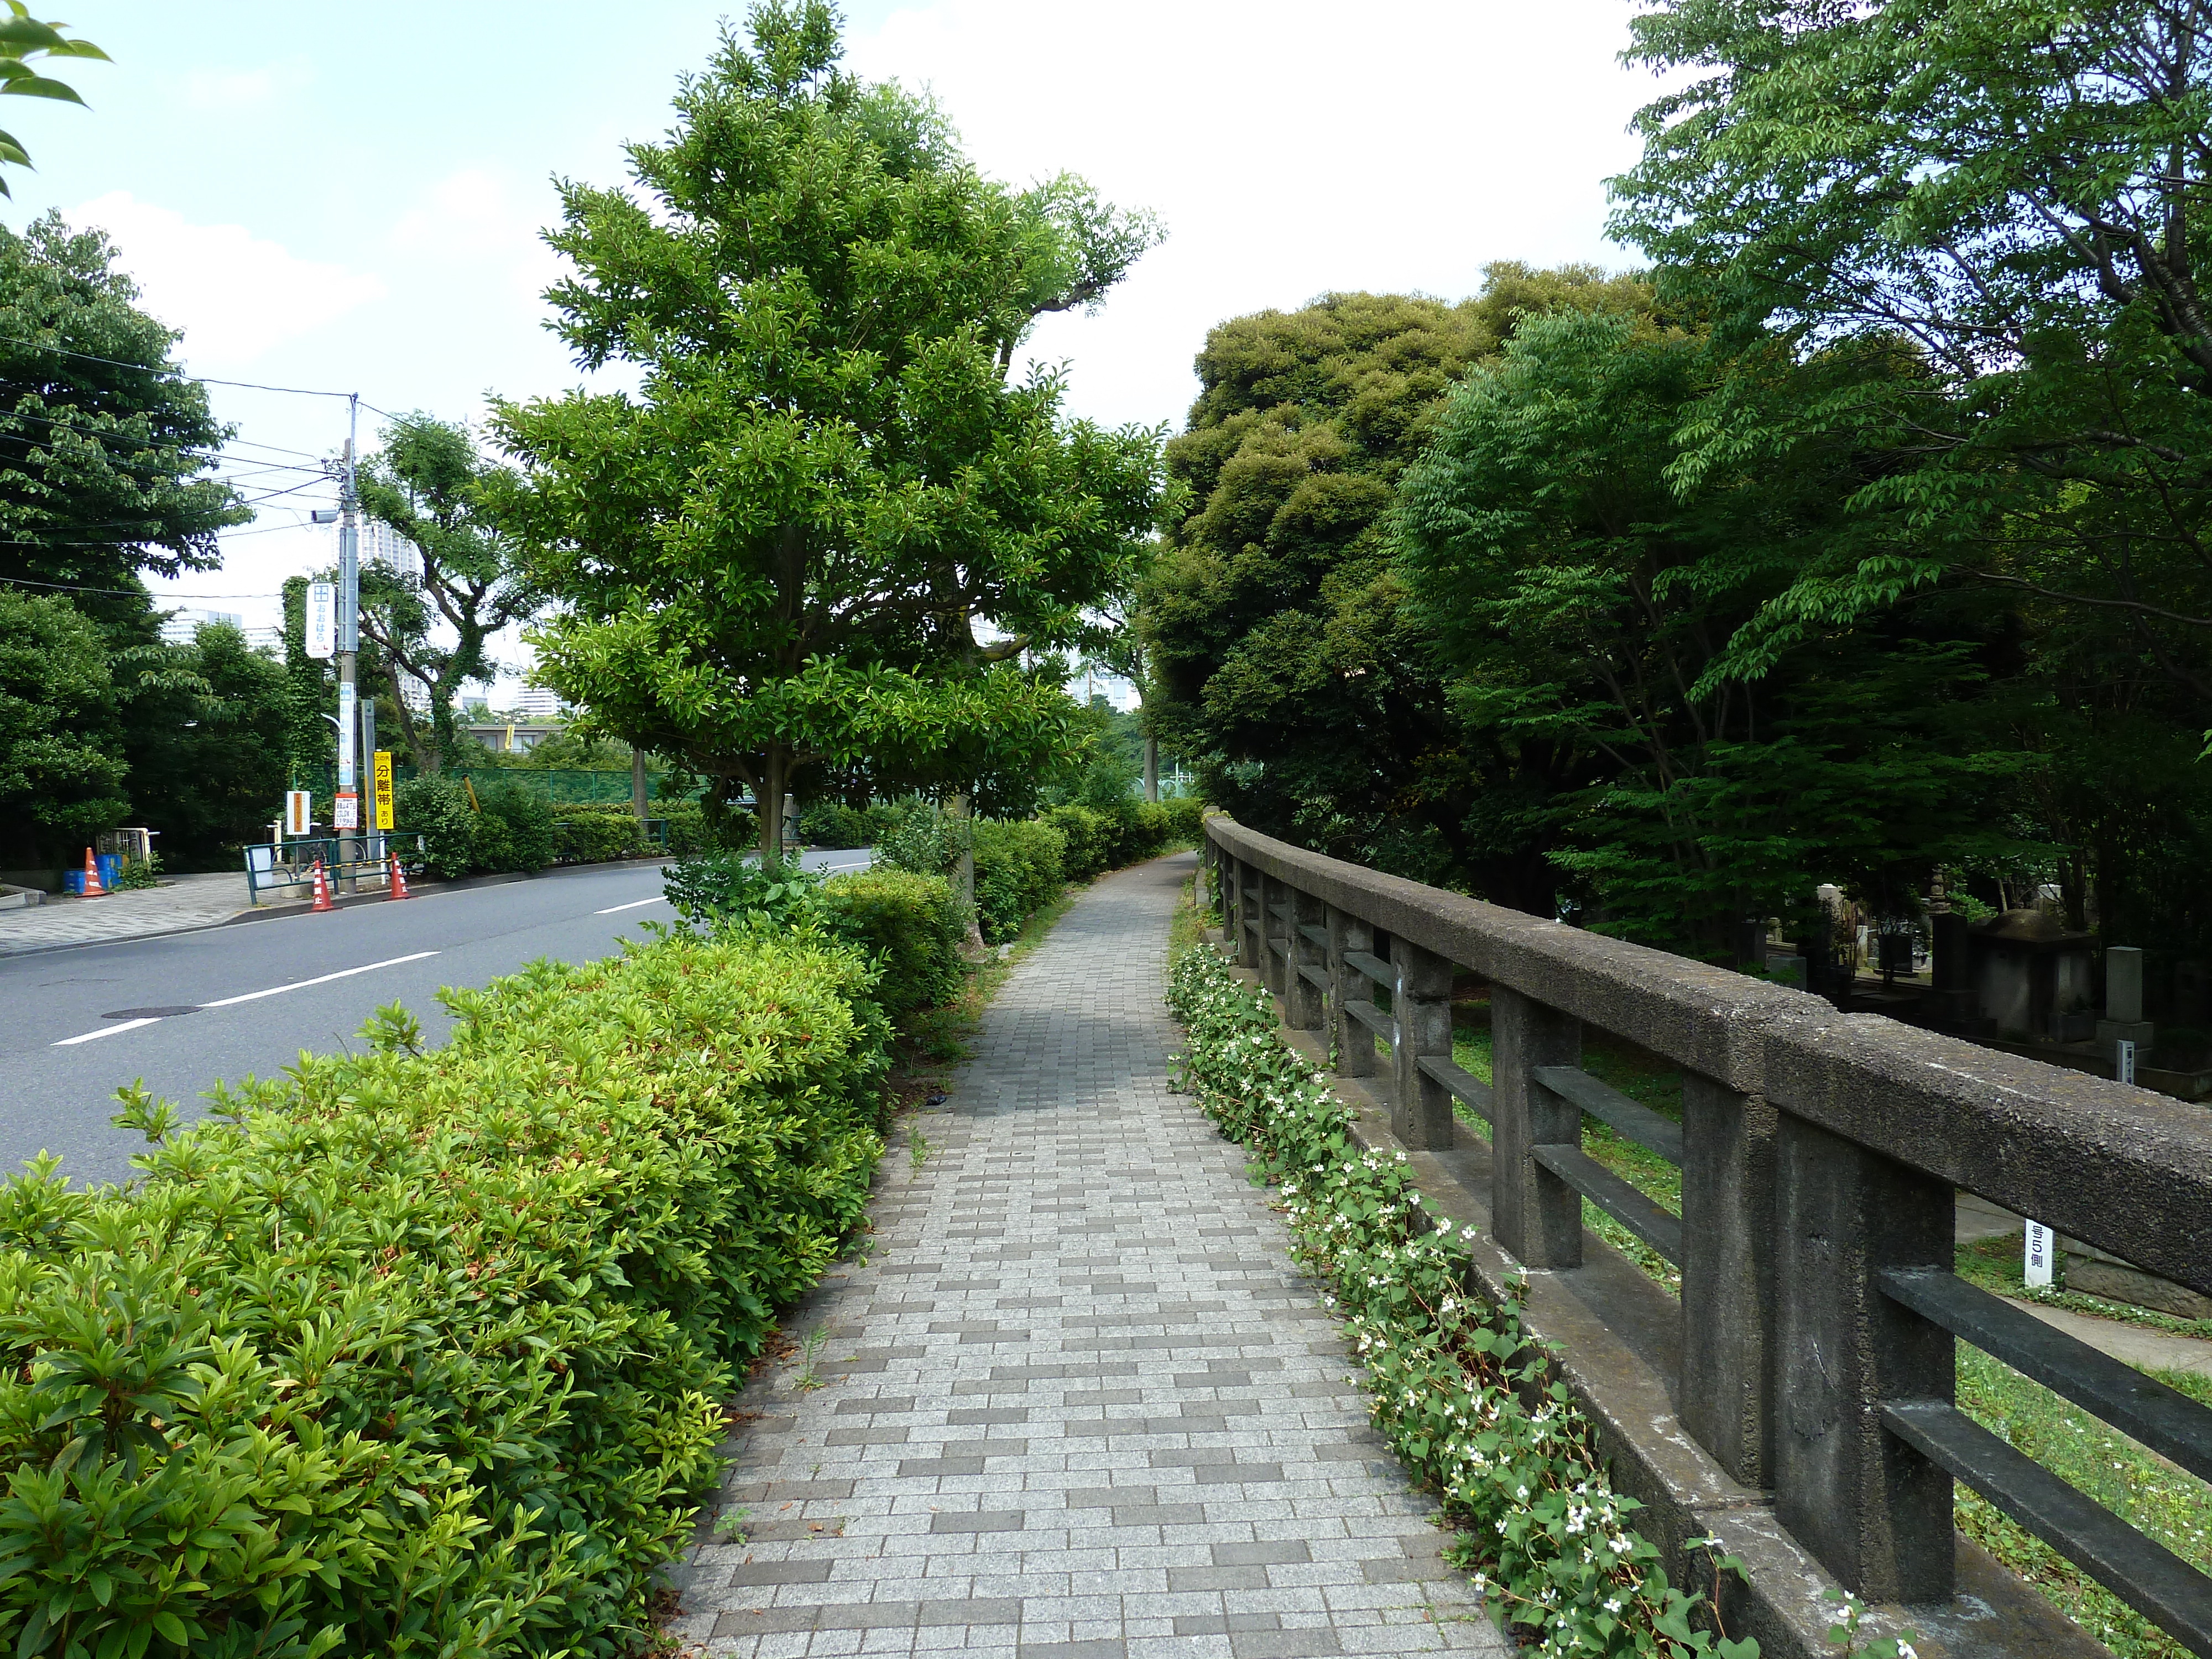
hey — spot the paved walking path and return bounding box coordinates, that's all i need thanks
[0,872,252,956]
[671,852,1503,1659]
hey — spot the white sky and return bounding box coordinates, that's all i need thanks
[7,2,1671,697]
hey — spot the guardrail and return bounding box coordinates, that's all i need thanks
[244,835,424,905]
[1203,816,2212,1658]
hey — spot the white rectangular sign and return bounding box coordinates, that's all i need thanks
[306,581,336,660]
[2025,1220,2054,1289]
[336,681,356,789]
[285,790,312,837]
[332,792,359,830]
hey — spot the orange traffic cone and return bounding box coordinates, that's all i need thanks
[309,858,335,912]
[80,848,104,897]
[388,854,412,900]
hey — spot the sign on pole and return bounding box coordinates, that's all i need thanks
[306,581,336,660]
[336,682,356,789]
[285,790,312,837]
[373,750,394,831]
[333,792,359,830]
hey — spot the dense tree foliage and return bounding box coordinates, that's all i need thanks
[494,1,1164,859]
[356,414,539,774]
[0,216,285,870]
[1137,270,1652,904]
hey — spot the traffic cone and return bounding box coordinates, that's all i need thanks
[388,854,412,899]
[80,848,104,897]
[309,858,335,913]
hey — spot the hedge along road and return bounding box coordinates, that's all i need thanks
[0,848,872,1189]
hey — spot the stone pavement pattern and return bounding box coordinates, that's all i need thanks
[670,852,1506,1659]
[0,872,252,956]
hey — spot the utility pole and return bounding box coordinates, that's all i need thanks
[335,397,361,886]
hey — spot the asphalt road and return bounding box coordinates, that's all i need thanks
[0,849,872,1189]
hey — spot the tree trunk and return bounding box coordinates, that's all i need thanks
[760,749,787,867]
[947,789,985,953]
[632,749,649,826]
[1144,735,1159,803]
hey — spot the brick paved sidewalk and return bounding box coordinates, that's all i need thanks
[670,852,1504,1659]
[0,872,252,957]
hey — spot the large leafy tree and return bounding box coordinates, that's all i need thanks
[0,585,123,864]
[1612,0,2212,706]
[355,414,538,773]
[1396,309,2025,952]
[1136,271,1651,904]
[492,2,1165,859]
[0,213,246,625]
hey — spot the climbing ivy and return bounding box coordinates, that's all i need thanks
[1166,945,1759,1657]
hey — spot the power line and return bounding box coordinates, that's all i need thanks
[0,333,357,400]
[1,574,286,598]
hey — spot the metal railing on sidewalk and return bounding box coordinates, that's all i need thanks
[243,835,425,905]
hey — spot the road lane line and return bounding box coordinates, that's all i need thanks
[595,896,666,915]
[199,950,441,1009]
[52,1016,163,1046]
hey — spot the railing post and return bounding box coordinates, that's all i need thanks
[1390,940,1456,1149]
[1233,858,1257,968]
[1679,1075,1777,1486]
[1254,870,1282,999]
[1773,1114,1954,1602]
[1490,986,1583,1269]
[1288,885,1327,1031]
[1327,904,1376,1077]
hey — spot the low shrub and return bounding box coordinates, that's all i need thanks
[817,869,964,1016]
[664,851,823,929]
[658,800,757,855]
[971,818,1066,943]
[796,801,896,848]
[0,929,888,1658]
[552,804,646,864]
[472,779,557,873]
[395,774,477,879]
[1166,946,1756,1658]
[1040,802,1110,881]
[1161,794,1206,842]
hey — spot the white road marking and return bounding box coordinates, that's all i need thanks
[51,1016,162,1046]
[595,896,666,915]
[199,951,441,1009]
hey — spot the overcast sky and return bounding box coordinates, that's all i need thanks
[9,1,1672,680]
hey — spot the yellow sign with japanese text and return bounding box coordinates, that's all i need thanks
[373,750,395,831]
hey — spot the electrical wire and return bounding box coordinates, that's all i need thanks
[0,333,358,399]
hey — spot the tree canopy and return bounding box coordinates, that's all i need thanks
[356,414,538,774]
[493,1,1165,858]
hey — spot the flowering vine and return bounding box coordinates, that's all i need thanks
[1167,945,1759,1658]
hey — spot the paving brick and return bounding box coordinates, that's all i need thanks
[677,857,1502,1656]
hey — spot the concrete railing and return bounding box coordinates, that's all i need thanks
[1201,816,2212,1658]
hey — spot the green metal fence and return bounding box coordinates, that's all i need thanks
[311,765,704,804]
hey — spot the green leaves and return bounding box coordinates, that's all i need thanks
[0,4,105,194]
[1167,947,1757,1657]
[0,930,891,1655]
[493,2,1164,854]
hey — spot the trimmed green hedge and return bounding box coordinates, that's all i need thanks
[0,931,888,1658]
[818,869,965,1016]
[395,776,559,878]
[551,803,646,863]
[972,819,1067,943]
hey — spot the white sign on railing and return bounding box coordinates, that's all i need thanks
[306,581,335,659]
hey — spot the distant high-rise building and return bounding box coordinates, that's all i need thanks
[360,518,422,586]
[159,607,243,645]
[512,684,569,721]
